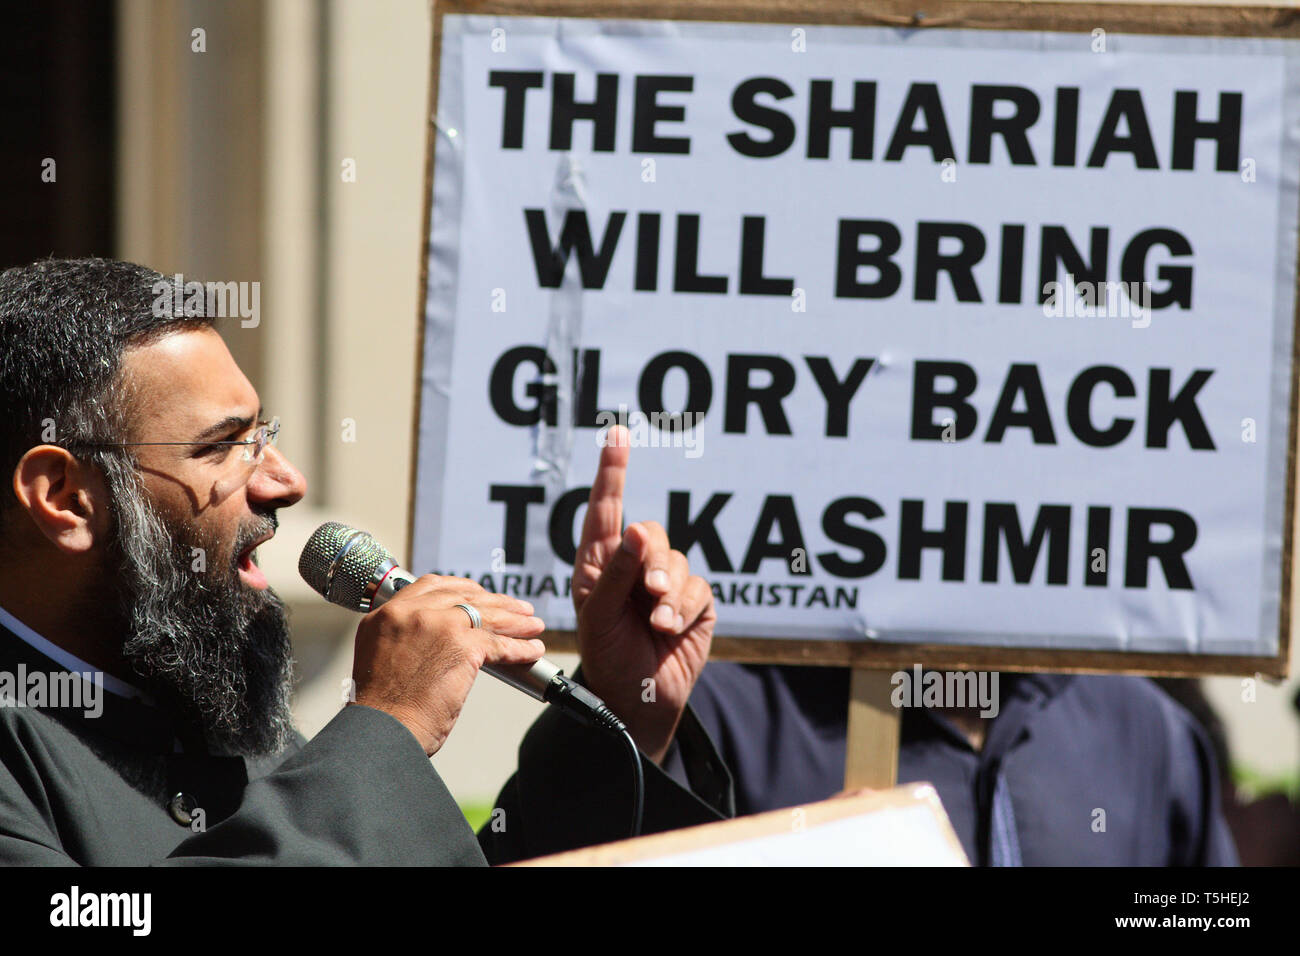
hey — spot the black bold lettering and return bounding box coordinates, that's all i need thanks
[490,484,546,563]
[488,71,544,149]
[635,212,660,291]
[1039,225,1109,299]
[819,497,887,578]
[525,208,626,289]
[1053,87,1080,167]
[1120,228,1193,310]
[741,495,806,573]
[572,348,609,427]
[1087,90,1159,169]
[739,217,795,296]
[668,491,734,572]
[805,356,874,437]
[999,224,1025,304]
[915,222,985,302]
[898,500,968,581]
[912,361,978,441]
[1125,508,1196,589]
[1147,369,1215,450]
[980,503,1070,584]
[807,80,875,160]
[639,351,714,427]
[673,214,728,294]
[548,486,589,564]
[1067,366,1136,447]
[1086,505,1111,587]
[489,346,557,426]
[725,354,796,434]
[1171,91,1241,172]
[727,77,796,158]
[968,85,1040,165]
[985,363,1056,444]
[633,75,693,153]
[549,72,618,151]
[836,219,902,299]
[884,83,956,162]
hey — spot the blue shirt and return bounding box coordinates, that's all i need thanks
[687,663,1238,866]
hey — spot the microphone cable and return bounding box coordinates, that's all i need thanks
[544,673,645,839]
[619,728,645,840]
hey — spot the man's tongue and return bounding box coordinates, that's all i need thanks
[237,546,268,590]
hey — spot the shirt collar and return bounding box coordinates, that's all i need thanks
[0,603,150,702]
[909,670,1075,756]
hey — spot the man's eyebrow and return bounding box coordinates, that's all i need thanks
[191,408,262,443]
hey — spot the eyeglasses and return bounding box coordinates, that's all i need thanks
[85,417,281,465]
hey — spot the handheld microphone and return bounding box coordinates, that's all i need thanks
[298,522,626,734]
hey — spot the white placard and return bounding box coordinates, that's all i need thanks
[633,802,966,867]
[414,16,1300,657]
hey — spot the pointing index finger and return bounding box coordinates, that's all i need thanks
[580,424,630,549]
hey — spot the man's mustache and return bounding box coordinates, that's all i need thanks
[231,512,278,566]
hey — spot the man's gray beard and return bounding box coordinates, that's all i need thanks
[103,461,297,757]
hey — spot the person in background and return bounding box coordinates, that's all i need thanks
[685,663,1238,865]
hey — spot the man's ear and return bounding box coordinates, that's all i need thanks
[11,446,112,554]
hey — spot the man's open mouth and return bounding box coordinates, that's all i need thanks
[235,531,274,590]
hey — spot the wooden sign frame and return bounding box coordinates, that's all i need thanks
[411,0,1300,681]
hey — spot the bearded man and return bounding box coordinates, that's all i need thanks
[0,257,728,865]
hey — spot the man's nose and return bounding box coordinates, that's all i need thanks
[246,445,308,508]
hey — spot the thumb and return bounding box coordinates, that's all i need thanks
[580,522,647,635]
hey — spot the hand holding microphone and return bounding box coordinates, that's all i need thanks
[299,519,648,836]
[347,573,547,757]
[299,427,717,765]
[297,427,717,839]
[299,522,627,757]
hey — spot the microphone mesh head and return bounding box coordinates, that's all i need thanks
[299,521,395,611]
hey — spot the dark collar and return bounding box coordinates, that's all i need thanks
[909,670,1075,758]
[0,623,194,754]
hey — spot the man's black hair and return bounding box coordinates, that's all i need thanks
[0,257,214,536]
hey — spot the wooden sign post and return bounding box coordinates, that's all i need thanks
[845,668,901,790]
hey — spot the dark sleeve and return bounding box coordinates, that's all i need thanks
[477,700,734,865]
[686,662,850,816]
[0,705,488,866]
[0,715,77,865]
[1162,695,1239,867]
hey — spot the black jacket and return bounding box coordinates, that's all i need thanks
[0,624,729,865]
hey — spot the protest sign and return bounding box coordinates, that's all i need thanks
[412,1,1300,675]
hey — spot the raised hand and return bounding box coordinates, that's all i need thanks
[571,426,715,763]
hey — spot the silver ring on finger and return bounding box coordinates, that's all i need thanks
[453,602,483,629]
